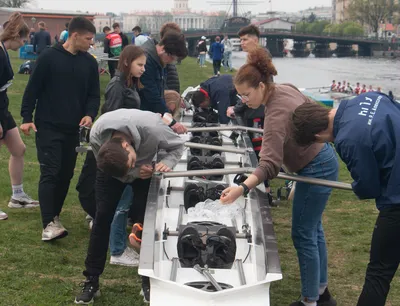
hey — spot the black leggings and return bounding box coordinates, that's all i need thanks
[357,206,400,306]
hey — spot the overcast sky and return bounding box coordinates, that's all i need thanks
[34,0,332,14]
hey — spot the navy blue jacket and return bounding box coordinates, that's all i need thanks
[200,74,237,124]
[33,29,51,53]
[333,92,400,209]
[210,42,224,61]
[139,40,168,114]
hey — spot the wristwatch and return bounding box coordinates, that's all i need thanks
[239,183,250,196]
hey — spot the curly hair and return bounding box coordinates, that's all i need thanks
[234,46,277,89]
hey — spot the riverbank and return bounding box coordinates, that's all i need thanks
[0,54,398,306]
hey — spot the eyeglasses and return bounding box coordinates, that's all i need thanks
[238,88,256,102]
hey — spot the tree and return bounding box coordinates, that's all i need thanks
[307,12,317,23]
[348,0,400,38]
[342,22,364,36]
[0,0,31,7]
[308,20,330,35]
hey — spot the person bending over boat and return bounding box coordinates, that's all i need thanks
[219,46,339,306]
[291,92,400,306]
[76,45,147,270]
[75,109,185,305]
[191,74,238,124]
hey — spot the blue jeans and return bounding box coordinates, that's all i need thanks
[291,143,339,301]
[109,185,133,256]
[199,53,206,66]
[223,51,232,70]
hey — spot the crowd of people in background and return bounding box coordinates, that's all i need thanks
[195,34,234,75]
[330,79,390,96]
[0,12,398,306]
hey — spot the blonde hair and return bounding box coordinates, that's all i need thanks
[0,12,30,42]
[164,90,182,119]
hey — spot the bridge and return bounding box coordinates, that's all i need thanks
[183,29,389,58]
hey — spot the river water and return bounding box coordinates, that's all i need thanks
[229,52,400,95]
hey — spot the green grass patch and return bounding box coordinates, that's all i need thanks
[0,52,398,306]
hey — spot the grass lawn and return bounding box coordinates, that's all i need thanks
[0,51,398,306]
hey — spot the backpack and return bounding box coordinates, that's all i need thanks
[107,32,122,57]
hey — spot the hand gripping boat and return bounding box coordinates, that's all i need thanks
[138,104,283,306]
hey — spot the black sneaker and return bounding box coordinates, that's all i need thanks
[318,288,337,306]
[74,276,100,304]
[177,225,205,267]
[206,227,236,269]
[184,183,205,212]
[140,276,150,304]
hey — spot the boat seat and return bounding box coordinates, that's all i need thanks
[183,183,225,212]
[187,155,224,180]
[193,108,219,124]
[177,224,237,269]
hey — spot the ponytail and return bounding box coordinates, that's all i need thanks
[0,12,30,42]
[234,46,277,90]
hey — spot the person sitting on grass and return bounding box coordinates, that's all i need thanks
[75,108,184,305]
[291,92,400,306]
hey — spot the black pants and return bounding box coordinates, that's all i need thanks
[213,60,221,75]
[83,169,151,277]
[357,206,400,306]
[108,60,117,79]
[76,151,97,218]
[36,128,79,228]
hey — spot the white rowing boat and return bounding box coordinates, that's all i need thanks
[138,93,282,306]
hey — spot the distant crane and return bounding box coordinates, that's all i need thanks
[206,0,263,17]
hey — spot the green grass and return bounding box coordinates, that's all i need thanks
[0,52,398,306]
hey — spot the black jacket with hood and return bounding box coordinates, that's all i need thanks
[21,44,100,132]
[139,40,169,114]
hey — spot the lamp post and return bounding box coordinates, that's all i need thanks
[31,16,36,27]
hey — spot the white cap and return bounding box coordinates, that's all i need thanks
[201,36,206,40]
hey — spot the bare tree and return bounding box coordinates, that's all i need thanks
[348,0,399,38]
[0,0,31,7]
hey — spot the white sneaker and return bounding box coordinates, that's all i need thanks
[42,221,68,241]
[89,220,93,231]
[0,209,8,220]
[125,246,140,259]
[54,216,67,232]
[110,247,139,267]
[8,194,39,208]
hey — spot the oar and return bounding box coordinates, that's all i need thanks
[299,86,331,92]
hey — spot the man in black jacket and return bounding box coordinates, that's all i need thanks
[139,30,187,134]
[33,21,51,55]
[20,17,100,242]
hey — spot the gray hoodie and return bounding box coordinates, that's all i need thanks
[90,109,185,183]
